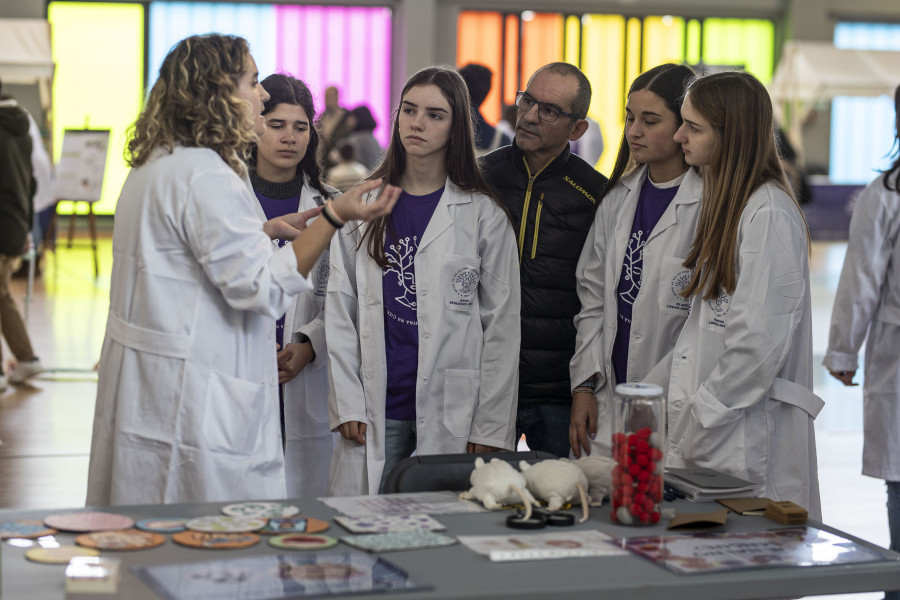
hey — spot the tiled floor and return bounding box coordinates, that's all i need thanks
[0,235,892,599]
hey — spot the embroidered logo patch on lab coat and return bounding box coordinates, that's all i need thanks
[704,290,731,331]
[315,258,330,298]
[449,266,479,310]
[665,267,692,313]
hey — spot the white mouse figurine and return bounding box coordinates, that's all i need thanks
[459,457,538,520]
[519,459,590,523]
[568,455,615,506]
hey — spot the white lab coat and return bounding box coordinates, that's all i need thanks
[326,180,520,496]
[570,166,702,456]
[249,178,339,498]
[651,183,822,518]
[86,147,309,506]
[823,173,900,481]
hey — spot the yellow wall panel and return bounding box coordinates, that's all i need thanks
[48,2,144,216]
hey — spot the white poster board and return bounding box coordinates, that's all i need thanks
[53,129,109,202]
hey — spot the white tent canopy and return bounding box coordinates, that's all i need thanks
[770,40,900,105]
[0,18,53,108]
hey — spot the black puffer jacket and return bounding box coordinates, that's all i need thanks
[0,102,35,256]
[482,142,606,406]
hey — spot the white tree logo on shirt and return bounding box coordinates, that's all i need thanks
[385,236,418,309]
[619,231,646,305]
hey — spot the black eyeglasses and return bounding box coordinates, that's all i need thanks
[515,91,582,123]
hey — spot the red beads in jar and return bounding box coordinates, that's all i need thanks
[610,383,665,526]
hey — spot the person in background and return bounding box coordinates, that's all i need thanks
[653,70,821,517]
[327,66,520,495]
[326,141,369,193]
[249,73,338,498]
[339,106,383,172]
[458,63,510,156]
[86,34,398,505]
[569,63,700,458]
[481,62,607,458]
[317,85,352,170]
[823,83,900,598]
[0,75,44,391]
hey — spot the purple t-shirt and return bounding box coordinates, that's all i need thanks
[383,187,444,421]
[251,172,302,349]
[611,174,682,384]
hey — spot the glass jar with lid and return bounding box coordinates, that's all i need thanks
[610,382,665,525]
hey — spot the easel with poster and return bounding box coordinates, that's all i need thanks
[46,128,110,277]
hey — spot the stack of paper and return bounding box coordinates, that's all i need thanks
[664,467,761,501]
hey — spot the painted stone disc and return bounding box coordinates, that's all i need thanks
[25,546,100,564]
[258,517,329,535]
[75,529,166,551]
[185,515,267,533]
[267,533,337,550]
[221,502,300,519]
[172,531,260,550]
[43,512,134,533]
[0,519,57,540]
[135,518,188,533]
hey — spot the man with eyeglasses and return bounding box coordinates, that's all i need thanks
[482,62,607,458]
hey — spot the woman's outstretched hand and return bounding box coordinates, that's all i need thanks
[330,179,401,223]
[264,206,323,240]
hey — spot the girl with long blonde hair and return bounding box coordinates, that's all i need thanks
[661,70,821,517]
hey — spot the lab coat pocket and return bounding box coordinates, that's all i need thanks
[682,409,745,475]
[658,256,692,315]
[443,369,480,438]
[202,371,265,456]
[442,255,481,312]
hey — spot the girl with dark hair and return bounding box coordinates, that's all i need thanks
[249,73,337,498]
[662,70,821,517]
[326,65,520,495]
[825,84,900,583]
[569,63,700,459]
[86,34,398,505]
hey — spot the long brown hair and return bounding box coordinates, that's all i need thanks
[603,63,695,200]
[126,34,256,176]
[680,70,809,301]
[362,65,503,268]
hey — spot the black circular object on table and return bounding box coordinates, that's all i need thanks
[506,512,546,529]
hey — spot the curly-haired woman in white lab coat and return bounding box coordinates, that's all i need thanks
[824,84,900,580]
[86,34,398,505]
[326,66,520,495]
[569,63,700,459]
[658,71,822,517]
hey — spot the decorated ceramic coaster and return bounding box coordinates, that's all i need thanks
[0,519,57,540]
[25,546,100,564]
[185,515,267,533]
[267,533,337,550]
[172,531,260,550]
[221,502,300,519]
[75,529,166,551]
[135,518,188,534]
[44,512,134,533]
[258,517,329,535]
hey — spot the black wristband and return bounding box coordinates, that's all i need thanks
[322,202,345,229]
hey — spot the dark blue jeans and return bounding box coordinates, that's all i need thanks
[379,419,417,493]
[516,402,571,458]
